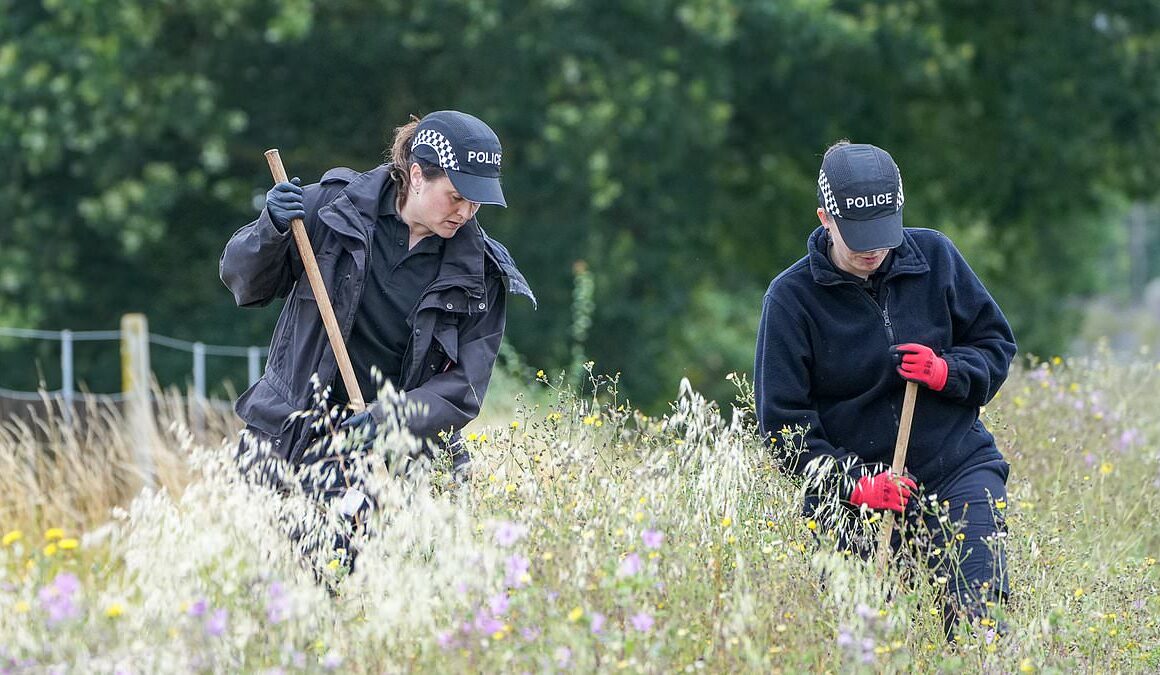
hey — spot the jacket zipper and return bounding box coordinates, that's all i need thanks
[858,285,895,345]
[881,289,895,345]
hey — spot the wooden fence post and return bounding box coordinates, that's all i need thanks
[121,313,156,487]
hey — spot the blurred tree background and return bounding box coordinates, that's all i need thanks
[1,0,1158,412]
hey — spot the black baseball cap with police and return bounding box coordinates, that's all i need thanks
[411,110,506,207]
[816,143,904,252]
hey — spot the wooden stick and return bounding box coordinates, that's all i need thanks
[264,149,365,412]
[877,380,919,570]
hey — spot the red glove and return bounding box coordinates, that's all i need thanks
[892,343,948,391]
[849,471,917,513]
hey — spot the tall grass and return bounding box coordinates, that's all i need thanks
[1,355,1158,673]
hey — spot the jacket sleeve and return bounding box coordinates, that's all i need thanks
[403,277,507,441]
[754,292,859,477]
[219,183,334,308]
[938,242,1017,407]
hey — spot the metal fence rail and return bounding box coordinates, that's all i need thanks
[0,322,266,403]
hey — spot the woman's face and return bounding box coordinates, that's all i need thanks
[817,209,890,279]
[408,166,481,239]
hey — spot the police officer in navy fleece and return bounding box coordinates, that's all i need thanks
[754,141,1017,640]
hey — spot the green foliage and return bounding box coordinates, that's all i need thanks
[1,0,1158,409]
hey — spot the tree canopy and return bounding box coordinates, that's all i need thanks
[2,0,1157,410]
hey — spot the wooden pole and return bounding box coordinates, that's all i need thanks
[264,149,365,412]
[120,313,156,487]
[877,380,919,570]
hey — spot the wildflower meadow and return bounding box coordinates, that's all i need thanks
[1,353,1158,673]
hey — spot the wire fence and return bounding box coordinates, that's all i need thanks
[0,323,266,406]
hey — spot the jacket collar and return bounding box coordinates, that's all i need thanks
[807,225,929,287]
[323,163,489,296]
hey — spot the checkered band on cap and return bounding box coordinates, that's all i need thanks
[412,129,460,171]
[896,172,905,207]
[818,169,840,217]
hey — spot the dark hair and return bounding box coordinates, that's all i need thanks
[387,115,445,207]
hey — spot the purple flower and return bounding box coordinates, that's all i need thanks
[618,553,643,577]
[494,521,527,548]
[473,609,504,635]
[837,629,853,647]
[205,608,229,637]
[554,647,572,667]
[321,652,343,670]
[1119,428,1142,451]
[641,529,664,550]
[861,637,875,651]
[188,598,208,617]
[1084,453,1097,468]
[267,582,290,624]
[1132,599,1147,610]
[590,612,606,634]
[436,631,456,649]
[488,593,509,616]
[505,554,530,588]
[855,603,874,620]
[631,611,654,633]
[38,573,81,624]
[520,626,541,642]
[984,628,996,645]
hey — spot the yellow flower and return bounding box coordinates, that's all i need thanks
[1099,462,1113,476]
[542,551,554,561]
[568,606,583,622]
[2,530,22,546]
[43,543,58,557]
[720,517,732,528]
[509,421,520,429]
[505,483,517,494]
[536,369,545,379]
[14,600,30,613]
[106,603,124,618]
[955,532,966,541]
[1074,587,1085,599]
[44,528,65,542]
[806,519,817,531]
[582,415,597,425]
[1051,356,1063,366]
[466,432,479,442]
[995,500,1007,510]
[58,538,79,551]
[327,559,341,571]
[547,411,562,422]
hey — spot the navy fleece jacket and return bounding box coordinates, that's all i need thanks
[754,226,1016,491]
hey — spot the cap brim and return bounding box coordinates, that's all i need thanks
[446,169,506,207]
[834,210,903,252]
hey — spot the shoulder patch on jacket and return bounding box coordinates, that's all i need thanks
[320,167,360,185]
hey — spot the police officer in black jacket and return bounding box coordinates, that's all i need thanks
[754,141,1016,640]
[221,110,534,497]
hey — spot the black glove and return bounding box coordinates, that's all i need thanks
[266,177,304,233]
[338,408,377,441]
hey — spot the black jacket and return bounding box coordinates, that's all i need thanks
[754,226,1016,491]
[220,164,534,461]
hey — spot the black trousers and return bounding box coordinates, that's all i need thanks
[808,458,1010,640]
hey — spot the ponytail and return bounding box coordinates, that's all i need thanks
[388,114,443,206]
